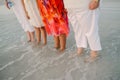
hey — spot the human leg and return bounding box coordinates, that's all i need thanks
[40,27,47,45]
[35,27,41,44]
[54,36,60,49]
[59,34,66,51]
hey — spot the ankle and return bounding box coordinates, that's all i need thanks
[31,39,35,42]
[77,47,84,54]
[27,40,31,42]
[37,41,41,45]
[90,51,98,58]
[59,48,65,52]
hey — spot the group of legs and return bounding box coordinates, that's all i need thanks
[21,0,47,45]
[5,0,102,62]
[27,27,66,52]
[34,27,47,45]
[19,24,47,46]
[27,28,67,52]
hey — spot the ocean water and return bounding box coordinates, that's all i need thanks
[0,1,120,80]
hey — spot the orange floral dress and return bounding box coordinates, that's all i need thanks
[37,0,69,36]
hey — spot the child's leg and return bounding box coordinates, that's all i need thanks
[26,31,31,42]
[54,36,60,49]
[35,27,41,44]
[40,27,47,45]
[59,34,66,51]
[30,31,35,42]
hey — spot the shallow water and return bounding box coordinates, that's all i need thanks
[0,1,120,80]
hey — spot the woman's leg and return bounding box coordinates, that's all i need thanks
[85,10,101,62]
[26,31,31,42]
[54,36,60,49]
[30,31,35,42]
[40,27,47,45]
[35,27,41,44]
[59,34,66,51]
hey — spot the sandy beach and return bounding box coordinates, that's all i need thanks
[0,0,120,80]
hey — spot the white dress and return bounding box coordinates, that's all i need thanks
[24,0,44,27]
[10,0,34,32]
[64,0,102,50]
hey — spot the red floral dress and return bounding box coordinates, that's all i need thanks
[37,0,69,36]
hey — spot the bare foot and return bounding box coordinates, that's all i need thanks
[31,39,35,42]
[54,44,60,50]
[40,42,47,47]
[59,48,65,53]
[90,51,98,58]
[54,45,60,50]
[54,40,60,50]
[37,41,41,45]
[38,41,47,48]
[77,48,84,56]
[43,42,47,46]
[84,51,98,63]
[27,40,31,43]
[68,48,84,58]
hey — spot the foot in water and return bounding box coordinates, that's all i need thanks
[84,51,99,63]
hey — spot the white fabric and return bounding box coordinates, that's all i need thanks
[64,0,90,10]
[24,0,44,27]
[66,0,102,50]
[11,0,34,32]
